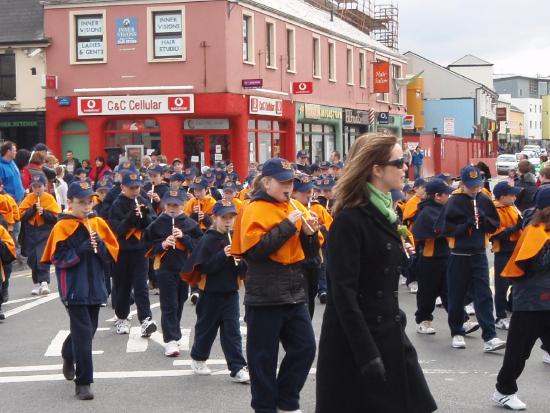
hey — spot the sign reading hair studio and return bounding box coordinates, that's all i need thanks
[154,11,183,58]
[77,94,194,116]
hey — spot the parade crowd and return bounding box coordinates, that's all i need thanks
[0,135,549,412]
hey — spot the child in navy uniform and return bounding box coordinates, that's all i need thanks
[144,189,203,357]
[41,181,119,400]
[108,171,157,337]
[0,223,16,320]
[182,200,249,383]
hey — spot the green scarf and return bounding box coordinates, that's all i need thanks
[367,182,397,224]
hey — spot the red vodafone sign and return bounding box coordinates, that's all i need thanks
[292,82,313,95]
[77,94,194,116]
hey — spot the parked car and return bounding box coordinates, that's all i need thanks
[497,154,519,175]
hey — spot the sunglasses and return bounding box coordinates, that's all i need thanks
[379,157,406,169]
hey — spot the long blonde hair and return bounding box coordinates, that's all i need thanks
[332,133,397,216]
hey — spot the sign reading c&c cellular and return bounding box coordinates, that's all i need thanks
[78,95,194,116]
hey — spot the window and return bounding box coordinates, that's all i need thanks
[265,21,276,69]
[359,50,366,88]
[0,53,16,100]
[391,64,402,104]
[248,120,284,163]
[346,46,354,85]
[286,27,295,72]
[530,120,532,128]
[73,13,105,63]
[296,123,335,164]
[151,9,185,60]
[328,40,336,81]
[242,13,254,63]
[313,35,321,78]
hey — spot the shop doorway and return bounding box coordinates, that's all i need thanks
[61,120,90,163]
[183,133,231,169]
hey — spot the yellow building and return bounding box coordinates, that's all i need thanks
[509,106,524,140]
[543,95,550,140]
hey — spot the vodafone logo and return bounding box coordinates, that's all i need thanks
[80,98,102,113]
[168,96,190,112]
[292,81,313,95]
[250,97,258,112]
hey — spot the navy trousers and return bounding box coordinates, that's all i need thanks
[447,253,497,341]
[61,305,100,385]
[494,253,513,320]
[246,303,316,413]
[112,250,151,322]
[415,256,448,324]
[157,269,188,343]
[191,291,246,375]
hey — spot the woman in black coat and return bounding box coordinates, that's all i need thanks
[316,133,437,413]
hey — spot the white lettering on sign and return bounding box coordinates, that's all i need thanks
[249,96,283,117]
[77,17,104,36]
[77,95,194,116]
[77,41,104,60]
[154,37,182,58]
[155,13,182,33]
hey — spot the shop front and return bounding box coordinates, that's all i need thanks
[295,103,342,165]
[0,111,46,149]
[46,93,295,178]
[343,108,373,157]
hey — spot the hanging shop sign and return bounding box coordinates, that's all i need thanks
[249,96,282,117]
[402,114,415,130]
[77,94,194,116]
[373,61,390,93]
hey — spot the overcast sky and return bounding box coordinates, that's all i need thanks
[398,0,550,77]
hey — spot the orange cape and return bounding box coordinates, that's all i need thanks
[19,192,61,226]
[310,202,333,230]
[403,195,421,223]
[184,196,216,229]
[491,202,521,253]
[232,198,320,265]
[0,225,16,282]
[501,224,550,278]
[41,216,119,264]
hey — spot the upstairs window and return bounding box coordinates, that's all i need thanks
[243,14,254,63]
[75,14,105,62]
[313,36,321,78]
[152,10,184,60]
[0,54,15,100]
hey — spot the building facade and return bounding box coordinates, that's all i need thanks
[0,0,49,149]
[43,0,406,176]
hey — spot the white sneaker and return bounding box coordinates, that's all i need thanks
[231,366,250,383]
[140,317,157,338]
[277,409,302,413]
[543,351,550,365]
[164,340,180,357]
[399,275,407,285]
[408,281,418,294]
[31,284,40,296]
[465,304,475,315]
[452,335,466,349]
[191,359,212,376]
[484,337,507,353]
[435,296,443,307]
[463,320,480,335]
[495,318,510,330]
[416,321,436,335]
[38,282,50,295]
[115,318,130,335]
[492,390,526,410]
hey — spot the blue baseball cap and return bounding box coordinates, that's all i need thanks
[425,178,454,196]
[162,189,186,205]
[332,161,344,169]
[460,165,484,189]
[535,187,550,209]
[30,174,47,186]
[191,176,209,190]
[184,171,196,181]
[320,161,332,169]
[403,183,414,193]
[296,150,308,159]
[316,176,336,190]
[223,182,238,193]
[437,173,454,182]
[215,161,226,170]
[97,178,113,191]
[245,172,257,185]
[103,170,113,177]
[390,189,405,202]
[261,158,294,182]
[67,181,95,199]
[169,173,185,182]
[294,175,315,193]
[493,182,522,199]
[74,167,86,176]
[121,171,142,187]
[147,165,163,175]
[203,171,215,183]
[413,178,426,188]
[212,199,237,216]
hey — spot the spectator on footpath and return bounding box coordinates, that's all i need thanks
[89,156,111,188]
[329,150,341,165]
[81,159,91,175]
[139,155,152,175]
[296,150,311,174]
[0,141,25,203]
[514,160,538,212]
[62,150,81,175]
[411,145,425,179]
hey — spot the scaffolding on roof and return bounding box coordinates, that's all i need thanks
[303,0,399,51]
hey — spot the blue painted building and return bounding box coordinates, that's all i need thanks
[424,98,475,138]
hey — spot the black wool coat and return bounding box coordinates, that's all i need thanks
[316,202,437,413]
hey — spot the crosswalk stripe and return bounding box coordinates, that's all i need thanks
[126,327,149,352]
[173,359,228,366]
[3,296,41,305]
[44,330,69,357]
[0,364,62,373]
[4,293,59,318]
[128,302,161,318]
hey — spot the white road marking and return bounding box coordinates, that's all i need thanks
[44,330,69,357]
[3,296,41,305]
[128,302,161,318]
[126,327,149,353]
[4,293,59,318]
[96,327,111,331]
[0,364,62,373]
[179,328,191,351]
[173,359,228,366]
